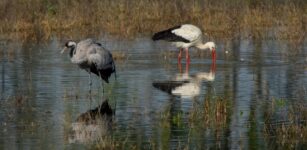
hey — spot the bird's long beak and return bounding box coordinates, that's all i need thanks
[61,47,67,54]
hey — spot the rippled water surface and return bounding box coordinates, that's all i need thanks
[0,36,306,149]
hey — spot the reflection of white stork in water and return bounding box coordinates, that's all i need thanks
[153,61,216,98]
[152,24,216,64]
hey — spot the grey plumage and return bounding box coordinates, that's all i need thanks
[62,38,116,83]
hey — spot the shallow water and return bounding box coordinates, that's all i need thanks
[0,36,306,149]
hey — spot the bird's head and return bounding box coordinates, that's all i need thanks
[196,41,216,63]
[61,41,76,54]
[206,42,216,52]
[196,41,216,51]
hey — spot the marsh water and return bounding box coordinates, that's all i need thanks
[0,35,306,149]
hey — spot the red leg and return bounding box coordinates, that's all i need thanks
[178,49,182,64]
[185,59,189,74]
[211,60,216,73]
[178,49,183,73]
[185,48,190,64]
[178,60,182,73]
[211,51,216,73]
[212,50,216,64]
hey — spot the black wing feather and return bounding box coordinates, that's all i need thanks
[152,80,189,94]
[152,25,190,43]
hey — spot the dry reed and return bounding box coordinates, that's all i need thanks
[0,0,306,41]
[264,98,307,148]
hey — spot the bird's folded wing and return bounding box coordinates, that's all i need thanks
[171,26,200,42]
[88,53,102,66]
[71,55,87,64]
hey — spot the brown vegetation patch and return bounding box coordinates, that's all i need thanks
[0,0,306,41]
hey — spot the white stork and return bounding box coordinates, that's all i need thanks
[152,24,216,64]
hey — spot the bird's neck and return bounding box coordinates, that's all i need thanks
[195,42,211,50]
[69,47,76,58]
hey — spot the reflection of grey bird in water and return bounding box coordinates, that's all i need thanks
[76,100,113,123]
[69,100,113,144]
[61,38,116,84]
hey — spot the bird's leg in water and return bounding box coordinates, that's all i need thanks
[178,59,182,73]
[185,48,190,64]
[89,91,92,109]
[88,73,92,96]
[101,81,104,93]
[98,72,105,94]
[185,60,189,74]
[178,49,183,64]
[86,72,93,108]
[212,50,216,64]
[211,56,216,73]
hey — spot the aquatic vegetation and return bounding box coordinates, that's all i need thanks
[82,96,234,149]
[1,94,31,108]
[0,0,306,41]
[264,97,307,148]
[86,96,307,149]
[272,98,287,108]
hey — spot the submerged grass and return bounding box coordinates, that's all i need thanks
[83,95,234,149]
[264,97,307,148]
[0,0,306,41]
[90,96,307,149]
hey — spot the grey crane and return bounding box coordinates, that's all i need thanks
[61,38,116,88]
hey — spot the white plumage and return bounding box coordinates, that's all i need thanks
[153,63,216,98]
[171,24,202,47]
[152,24,217,63]
[171,69,215,98]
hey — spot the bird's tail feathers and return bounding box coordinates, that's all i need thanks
[152,30,171,41]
